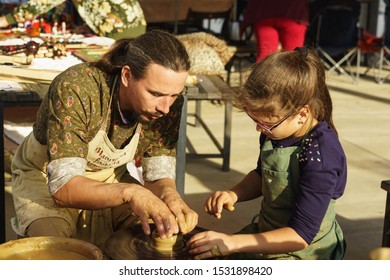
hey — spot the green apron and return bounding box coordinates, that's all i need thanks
[232,137,346,260]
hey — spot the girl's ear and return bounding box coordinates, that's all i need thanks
[297,105,310,123]
[121,65,132,87]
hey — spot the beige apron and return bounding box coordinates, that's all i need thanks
[11,81,142,248]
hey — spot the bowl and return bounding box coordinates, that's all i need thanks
[0,236,103,260]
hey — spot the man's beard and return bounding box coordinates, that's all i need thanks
[137,114,153,125]
[123,110,160,125]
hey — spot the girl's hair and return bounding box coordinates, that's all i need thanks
[92,29,191,79]
[235,47,337,134]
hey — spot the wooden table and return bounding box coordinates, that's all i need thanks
[0,74,233,242]
[176,75,234,196]
[381,180,390,247]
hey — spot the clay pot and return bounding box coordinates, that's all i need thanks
[151,230,184,252]
[0,236,103,260]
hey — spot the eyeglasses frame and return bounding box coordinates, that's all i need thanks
[247,110,296,134]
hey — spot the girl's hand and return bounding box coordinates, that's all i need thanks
[188,231,233,259]
[204,190,237,219]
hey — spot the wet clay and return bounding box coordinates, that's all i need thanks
[151,230,183,252]
[104,224,205,260]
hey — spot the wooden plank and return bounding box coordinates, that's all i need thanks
[72,48,108,62]
[0,65,59,81]
[0,55,32,65]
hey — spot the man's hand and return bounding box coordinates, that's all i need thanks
[127,185,179,238]
[145,178,199,235]
[162,191,198,234]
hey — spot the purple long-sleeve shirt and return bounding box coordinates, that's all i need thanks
[255,121,347,244]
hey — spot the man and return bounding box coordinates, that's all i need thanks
[11,29,198,248]
[0,0,146,39]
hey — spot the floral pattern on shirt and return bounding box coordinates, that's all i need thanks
[33,62,183,171]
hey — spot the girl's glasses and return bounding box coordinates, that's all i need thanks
[247,110,296,134]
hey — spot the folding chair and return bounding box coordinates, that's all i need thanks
[184,8,232,40]
[360,4,390,84]
[376,5,390,84]
[314,5,361,83]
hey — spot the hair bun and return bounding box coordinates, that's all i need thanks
[294,47,308,59]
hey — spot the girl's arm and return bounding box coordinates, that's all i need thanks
[189,227,308,259]
[204,170,263,219]
[230,169,263,202]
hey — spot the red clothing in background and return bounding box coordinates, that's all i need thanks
[241,0,309,31]
[241,0,309,61]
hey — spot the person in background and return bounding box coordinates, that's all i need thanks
[0,0,146,39]
[10,29,198,249]
[188,47,347,260]
[240,0,309,61]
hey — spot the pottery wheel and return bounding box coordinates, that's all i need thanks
[103,224,205,260]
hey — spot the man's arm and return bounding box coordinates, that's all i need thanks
[144,178,198,235]
[52,175,179,238]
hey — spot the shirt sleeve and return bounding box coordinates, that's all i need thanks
[288,126,347,244]
[47,157,87,195]
[136,95,184,181]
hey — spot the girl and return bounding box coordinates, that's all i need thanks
[188,47,347,260]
